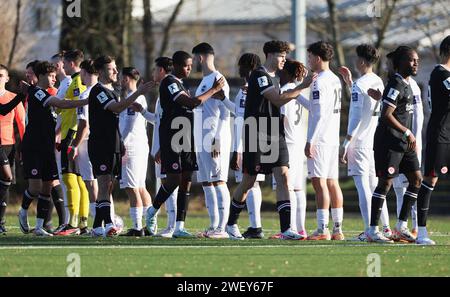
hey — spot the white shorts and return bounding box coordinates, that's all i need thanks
[347,147,375,176]
[119,143,149,189]
[155,162,165,179]
[393,173,409,188]
[307,145,339,179]
[196,149,230,183]
[76,140,95,181]
[272,142,304,190]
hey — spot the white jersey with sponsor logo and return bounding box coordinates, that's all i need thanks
[409,77,423,158]
[119,93,148,146]
[280,82,303,145]
[348,72,385,149]
[76,86,93,139]
[56,76,72,99]
[151,98,162,157]
[307,70,342,146]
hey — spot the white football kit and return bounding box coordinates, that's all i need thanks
[306,70,342,179]
[119,93,149,189]
[76,86,95,181]
[194,71,231,183]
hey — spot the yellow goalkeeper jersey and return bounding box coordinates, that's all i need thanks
[60,72,86,139]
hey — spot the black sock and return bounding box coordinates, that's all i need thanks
[51,185,66,226]
[227,199,246,226]
[399,186,419,222]
[370,190,387,227]
[36,194,51,220]
[417,182,434,227]
[21,190,36,210]
[98,200,112,225]
[93,201,103,228]
[277,200,291,233]
[0,181,9,225]
[153,185,174,209]
[44,199,54,227]
[176,192,190,222]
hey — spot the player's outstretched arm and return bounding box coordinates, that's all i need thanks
[107,81,156,113]
[47,96,89,109]
[176,76,225,109]
[264,73,316,108]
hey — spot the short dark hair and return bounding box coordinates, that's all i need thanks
[283,58,307,79]
[440,35,450,60]
[172,51,192,66]
[0,64,8,73]
[356,44,379,65]
[34,61,57,77]
[238,53,261,70]
[51,51,66,61]
[80,59,98,75]
[192,42,215,55]
[122,67,140,81]
[387,46,415,70]
[155,57,173,73]
[263,40,290,57]
[94,55,115,72]
[64,49,84,65]
[26,60,40,70]
[307,41,334,62]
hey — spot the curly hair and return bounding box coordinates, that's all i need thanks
[283,58,307,80]
[34,61,57,77]
[263,40,290,57]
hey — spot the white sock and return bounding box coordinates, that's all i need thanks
[215,184,230,231]
[418,226,428,239]
[60,178,70,225]
[175,220,184,231]
[289,190,297,232]
[331,208,343,231]
[317,209,329,231]
[396,220,408,230]
[394,186,406,218]
[380,198,390,228]
[246,184,262,228]
[295,190,306,232]
[130,207,143,230]
[353,175,372,229]
[36,218,44,229]
[165,189,178,229]
[203,185,219,229]
[89,202,96,219]
[369,225,379,233]
[142,205,149,219]
[411,202,418,230]
[110,199,116,219]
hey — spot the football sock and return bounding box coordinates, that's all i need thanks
[98,200,112,225]
[289,191,297,232]
[165,190,177,229]
[277,200,291,233]
[353,175,372,229]
[44,199,54,227]
[93,201,102,228]
[215,184,230,231]
[153,184,174,209]
[36,194,51,228]
[228,199,245,226]
[331,207,343,232]
[417,182,433,228]
[394,185,406,218]
[78,176,89,224]
[203,185,218,229]
[63,173,81,227]
[369,189,387,227]
[0,180,10,225]
[411,202,418,230]
[398,185,419,223]
[176,191,190,222]
[51,184,66,226]
[295,190,307,232]
[380,197,390,228]
[317,208,329,231]
[130,207,143,230]
[21,190,36,210]
[175,220,184,231]
[89,202,96,219]
[246,184,262,228]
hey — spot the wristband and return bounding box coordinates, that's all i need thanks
[403,129,411,139]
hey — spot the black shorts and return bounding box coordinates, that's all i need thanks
[243,137,289,175]
[0,145,13,166]
[89,151,122,179]
[424,142,450,178]
[160,131,197,174]
[22,148,59,181]
[374,146,420,178]
[60,130,78,175]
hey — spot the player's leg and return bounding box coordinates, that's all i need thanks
[173,170,194,237]
[201,181,219,235]
[213,180,230,236]
[33,179,54,236]
[328,178,344,240]
[123,187,144,236]
[243,182,264,238]
[50,180,66,231]
[0,150,13,234]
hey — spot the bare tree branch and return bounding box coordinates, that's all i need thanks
[7,0,21,68]
[159,0,185,57]
[143,0,154,80]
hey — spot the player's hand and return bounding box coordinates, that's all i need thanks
[155,150,161,164]
[68,146,78,161]
[230,151,240,171]
[241,85,248,94]
[55,142,62,152]
[339,146,348,164]
[131,102,144,112]
[406,133,416,151]
[298,73,317,89]
[304,142,313,159]
[212,76,226,92]
[211,138,220,158]
[338,66,353,87]
[136,81,156,96]
[368,88,382,101]
[212,89,225,100]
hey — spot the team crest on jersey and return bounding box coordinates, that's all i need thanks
[168,83,180,95]
[240,99,245,108]
[74,88,80,97]
[255,165,261,172]
[172,163,179,170]
[100,165,107,171]
[387,88,400,101]
[257,76,269,88]
[97,92,109,104]
[127,107,136,116]
[312,91,320,100]
[351,92,358,102]
[77,107,84,115]
[388,167,395,175]
[31,169,38,176]
[441,166,448,174]
[443,77,450,90]
[34,90,47,101]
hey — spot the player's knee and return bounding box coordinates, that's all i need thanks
[375,178,392,195]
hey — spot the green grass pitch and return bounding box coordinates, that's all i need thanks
[1,213,449,277]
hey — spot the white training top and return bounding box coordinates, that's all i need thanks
[233,85,247,153]
[307,70,342,146]
[347,72,385,149]
[119,92,148,146]
[409,77,423,163]
[56,76,72,99]
[280,82,303,145]
[76,85,93,140]
[150,98,161,157]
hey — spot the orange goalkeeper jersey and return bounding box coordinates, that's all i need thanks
[0,90,26,145]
